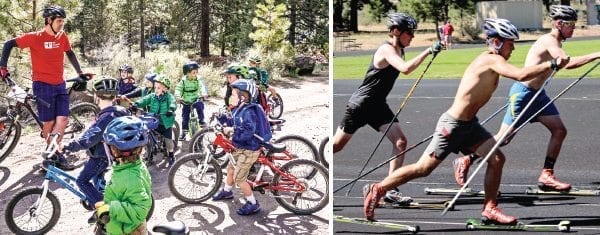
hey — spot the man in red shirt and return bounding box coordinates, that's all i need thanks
[0,5,86,170]
[443,20,454,49]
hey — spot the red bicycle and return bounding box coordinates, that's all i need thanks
[168,131,328,215]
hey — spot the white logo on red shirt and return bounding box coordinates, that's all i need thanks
[44,42,60,49]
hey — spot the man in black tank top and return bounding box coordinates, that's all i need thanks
[333,12,444,202]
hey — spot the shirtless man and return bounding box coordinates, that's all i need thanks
[333,12,444,203]
[363,18,568,224]
[453,5,600,192]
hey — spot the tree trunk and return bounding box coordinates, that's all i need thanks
[140,0,145,58]
[288,0,297,46]
[200,0,210,57]
[333,0,343,31]
[350,0,358,32]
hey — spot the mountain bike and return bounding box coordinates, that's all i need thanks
[187,110,318,168]
[180,99,205,140]
[168,131,329,214]
[0,74,99,164]
[4,133,155,234]
[136,112,180,167]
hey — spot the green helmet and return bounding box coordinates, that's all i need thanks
[154,74,171,89]
[249,55,262,64]
[223,64,249,79]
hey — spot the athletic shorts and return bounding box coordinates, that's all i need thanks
[33,81,70,122]
[231,149,260,184]
[339,102,398,134]
[424,112,492,160]
[502,82,559,127]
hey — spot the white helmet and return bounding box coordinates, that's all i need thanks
[483,18,519,40]
[549,5,577,21]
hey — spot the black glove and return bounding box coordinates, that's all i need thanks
[0,66,9,80]
[429,41,444,55]
[166,110,174,117]
[128,105,139,114]
[550,58,559,70]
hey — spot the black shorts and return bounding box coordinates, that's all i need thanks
[339,102,398,134]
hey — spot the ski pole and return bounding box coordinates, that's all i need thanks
[334,102,508,194]
[507,61,600,140]
[441,68,559,216]
[344,53,438,196]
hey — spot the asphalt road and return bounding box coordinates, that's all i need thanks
[333,78,600,234]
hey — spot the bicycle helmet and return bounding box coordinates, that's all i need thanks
[182,61,200,75]
[230,79,257,103]
[92,76,119,97]
[154,74,171,89]
[43,5,66,19]
[249,55,262,64]
[144,72,157,83]
[223,64,249,79]
[483,18,519,40]
[387,13,417,33]
[549,5,577,21]
[103,116,149,151]
[118,64,134,73]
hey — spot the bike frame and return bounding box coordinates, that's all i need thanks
[210,133,306,193]
[32,134,105,216]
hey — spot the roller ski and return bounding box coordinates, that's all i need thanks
[334,215,419,234]
[525,187,600,196]
[379,199,454,210]
[466,218,571,232]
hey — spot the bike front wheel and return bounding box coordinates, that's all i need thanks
[5,187,61,235]
[188,127,228,168]
[0,117,21,164]
[65,102,99,140]
[168,153,223,203]
[272,159,329,215]
[267,93,283,119]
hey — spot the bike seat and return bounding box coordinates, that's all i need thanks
[269,119,285,126]
[65,77,85,83]
[268,142,287,153]
[152,220,189,235]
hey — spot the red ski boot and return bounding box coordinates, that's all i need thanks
[538,169,571,192]
[481,206,517,225]
[363,183,384,221]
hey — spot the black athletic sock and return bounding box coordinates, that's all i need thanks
[543,156,555,169]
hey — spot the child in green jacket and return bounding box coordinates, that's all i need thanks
[175,61,208,141]
[133,74,177,166]
[94,116,152,235]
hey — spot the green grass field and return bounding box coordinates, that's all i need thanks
[333,39,600,79]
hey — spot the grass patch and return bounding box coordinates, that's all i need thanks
[334,39,600,79]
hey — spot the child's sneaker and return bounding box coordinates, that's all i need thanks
[236,201,261,215]
[166,152,175,168]
[212,190,234,201]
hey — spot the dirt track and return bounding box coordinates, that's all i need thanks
[0,73,330,234]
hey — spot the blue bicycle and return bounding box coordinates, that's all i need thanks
[4,134,154,234]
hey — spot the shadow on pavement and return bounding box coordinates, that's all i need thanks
[0,166,10,187]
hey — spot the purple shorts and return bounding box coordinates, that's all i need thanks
[33,81,70,122]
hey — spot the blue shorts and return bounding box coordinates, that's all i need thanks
[502,82,559,128]
[33,81,70,122]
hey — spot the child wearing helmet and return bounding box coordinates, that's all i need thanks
[453,6,600,194]
[223,63,253,107]
[61,76,129,210]
[212,79,272,216]
[363,18,568,224]
[94,116,152,235]
[175,61,209,141]
[121,72,157,102]
[133,74,178,166]
[117,64,137,95]
[248,55,280,113]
